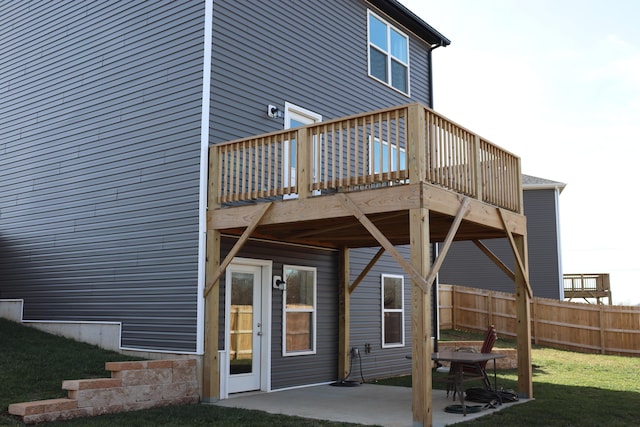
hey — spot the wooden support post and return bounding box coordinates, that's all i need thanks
[338,248,350,380]
[203,147,221,402]
[410,207,431,426]
[203,229,221,402]
[514,234,533,398]
[407,103,427,183]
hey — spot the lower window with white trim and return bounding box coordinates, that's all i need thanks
[381,273,405,348]
[283,265,317,356]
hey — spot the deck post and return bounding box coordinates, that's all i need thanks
[203,147,221,402]
[514,234,533,398]
[410,207,432,426]
[408,104,427,183]
[203,230,221,402]
[338,248,350,380]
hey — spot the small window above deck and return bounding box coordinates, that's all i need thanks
[367,10,410,96]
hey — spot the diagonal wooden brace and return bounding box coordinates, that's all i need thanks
[472,239,516,281]
[498,208,533,298]
[339,194,429,293]
[349,247,385,294]
[424,197,470,288]
[203,202,273,297]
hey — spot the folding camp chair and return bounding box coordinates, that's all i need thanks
[447,325,498,398]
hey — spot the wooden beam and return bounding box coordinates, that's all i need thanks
[339,193,429,293]
[410,207,432,426]
[208,183,421,230]
[349,247,385,294]
[203,202,273,297]
[498,208,533,299]
[514,234,533,398]
[293,212,405,240]
[202,229,220,401]
[338,248,350,380]
[203,146,221,402]
[472,240,515,281]
[424,197,469,287]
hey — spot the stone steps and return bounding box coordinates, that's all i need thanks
[8,359,199,424]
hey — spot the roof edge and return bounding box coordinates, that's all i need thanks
[368,0,451,47]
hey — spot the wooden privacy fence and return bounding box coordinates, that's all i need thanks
[438,284,640,356]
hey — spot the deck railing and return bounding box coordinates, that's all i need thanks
[564,274,612,304]
[211,103,522,212]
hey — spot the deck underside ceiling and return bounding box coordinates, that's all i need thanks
[208,182,526,249]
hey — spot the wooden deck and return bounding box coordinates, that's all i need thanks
[203,103,533,426]
[208,103,525,248]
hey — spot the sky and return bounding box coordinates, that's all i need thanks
[399,0,640,305]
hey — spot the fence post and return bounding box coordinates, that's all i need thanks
[452,286,457,330]
[532,298,538,345]
[599,305,606,354]
[487,291,494,327]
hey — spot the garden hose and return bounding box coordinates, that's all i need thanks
[444,404,484,414]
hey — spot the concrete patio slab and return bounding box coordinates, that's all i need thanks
[213,383,529,427]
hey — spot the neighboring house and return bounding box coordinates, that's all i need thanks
[438,174,566,299]
[1,1,534,424]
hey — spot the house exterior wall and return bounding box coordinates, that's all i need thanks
[209,0,436,384]
[438,188,563,299]
[221,238,339,390]
[0,1,205,352]
[1,0,440,388]
[209,0,433,143]
[349,247,414,380]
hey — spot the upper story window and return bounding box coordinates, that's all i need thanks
[367,10,410,95]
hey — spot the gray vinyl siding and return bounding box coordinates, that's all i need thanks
[349,247,413,380]
[438,189,563,299]
[220,238,339,389]
[209,0,436,385]
[210,0,433,144]
[0,1,205,351]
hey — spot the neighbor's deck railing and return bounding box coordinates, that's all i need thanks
[564,273,612,304]
[211,103,522,212]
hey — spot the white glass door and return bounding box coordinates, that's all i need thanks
[227,264,263,393]
[283,102,322,199]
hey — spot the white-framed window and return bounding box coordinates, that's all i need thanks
[369,136,407,174]
[367,10,410,95]
[381,274,405,348]
[282,265,317,356]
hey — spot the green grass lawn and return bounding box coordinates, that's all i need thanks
[2,319,639,426]
[377,331,640,426]
[0,318,364,427]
